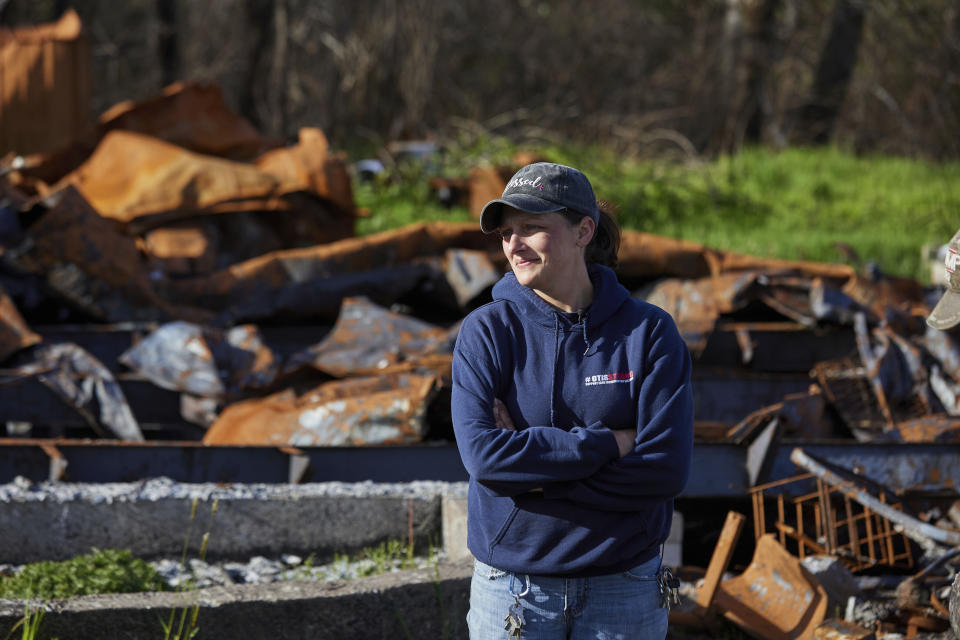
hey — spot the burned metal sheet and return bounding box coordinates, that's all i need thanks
[286,297,455,378]
[15,81,276,188]
[894,415,960,443]
[118,321,277,399]
[643,272,759,354]
[98,81,272,161]
[0,282,40,362]
[713,534,829,640]
[727,387,832,444]
[255,127,355,218]
[12,186,210,323]
[444,249,501,308]
[11,342,143,440]
[202,372,438,446]
[161,222,495,317]
[0,10,91,159]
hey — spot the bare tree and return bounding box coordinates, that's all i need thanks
[795,0,865,143]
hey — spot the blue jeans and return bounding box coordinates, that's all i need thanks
[467,555,668,639]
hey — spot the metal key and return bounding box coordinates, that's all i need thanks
[503,596,524,638]
[505,573,528,638]
[658,567,682,611]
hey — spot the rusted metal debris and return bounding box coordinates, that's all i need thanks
[750,471,915,573]
[285,297,455,379]
[712,534,829,640]
[0,282,40,361]
[118,321,278,400]
[8,342,142,441]
[0,10,91,158]
[813,619,876,639]
[789,447,960,553]
[202,371,439,446]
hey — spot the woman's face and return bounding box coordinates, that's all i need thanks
[497,209,591,293]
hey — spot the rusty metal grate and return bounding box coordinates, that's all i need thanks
[750,473,914,572]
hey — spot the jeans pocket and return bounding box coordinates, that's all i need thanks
[621,555,661,581]
[473,559,509,580]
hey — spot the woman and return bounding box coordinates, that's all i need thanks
[451,162,694,639]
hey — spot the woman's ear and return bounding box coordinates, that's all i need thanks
[577,218,596,247]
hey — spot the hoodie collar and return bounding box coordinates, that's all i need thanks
[492,264,629,331]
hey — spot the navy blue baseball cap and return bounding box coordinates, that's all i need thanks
[479,162,600,233]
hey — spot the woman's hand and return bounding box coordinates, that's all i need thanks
[493,398,516,430]
[611,429,636,457]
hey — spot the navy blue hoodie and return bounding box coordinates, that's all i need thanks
[451,264,693,577]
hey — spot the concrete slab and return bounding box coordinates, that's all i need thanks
[0,478,457,563]
[0,561,473,640]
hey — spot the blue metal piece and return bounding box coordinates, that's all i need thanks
[0,439,956,498]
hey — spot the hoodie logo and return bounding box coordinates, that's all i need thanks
[584,371,634,386]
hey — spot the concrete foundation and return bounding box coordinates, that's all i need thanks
[0,562,473,640]
[0,479,452,563]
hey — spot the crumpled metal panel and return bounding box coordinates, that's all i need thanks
[161,222,494,319]
[713,534,828,640]
[255,127,355,217]
[119,321,277,399]
[14,186,211,323]
[12,342,143,440]
[0,282,40,362]
[286,297,454,378]
[644,272,759,354]
[727,387,832,444]
[895,415,960,443]
[0,10,91,158]
[444,248,501,308]
[16,81,276,188]
[56,130,290,225]
[98,81,271,161]
[202,372,438,446]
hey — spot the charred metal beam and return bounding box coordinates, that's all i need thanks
[789,447,960,549]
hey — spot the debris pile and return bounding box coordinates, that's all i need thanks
[672,449,960,638]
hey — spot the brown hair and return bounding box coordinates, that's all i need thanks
[561,204,621,268]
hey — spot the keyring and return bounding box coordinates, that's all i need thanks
[509,572,531,597]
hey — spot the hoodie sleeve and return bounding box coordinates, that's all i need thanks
[452,330,620,497]
[543,314,694,511]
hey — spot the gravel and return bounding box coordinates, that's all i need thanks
[0,476,463,504]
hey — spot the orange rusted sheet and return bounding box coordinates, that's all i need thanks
[255,127,355,217]
[895,414,960,443]
[141,223,217,276]
[286,297,455,378]
[0,283,40,362]
[0,10,91,157]
[15,186,210,323]
[713,534,828,640]
[99,81,272,161]
[203,372,438,446]
[645,272,760,354]
[161,222,496,316]
[119,322,277,399]
[56,131,283,222]
[16,81,277,188]
[813,619,875,640]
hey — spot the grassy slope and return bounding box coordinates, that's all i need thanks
[355,144,960,281]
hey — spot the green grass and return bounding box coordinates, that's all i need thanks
[0,549,165,600]
[353,141,960,281]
